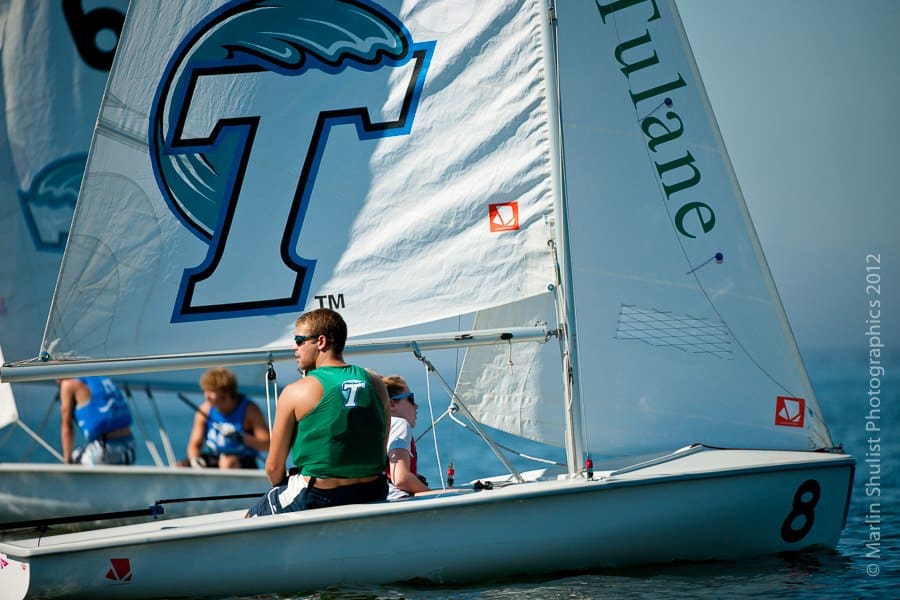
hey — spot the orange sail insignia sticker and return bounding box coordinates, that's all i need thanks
[489,201,519,232]
[775,396,805,427]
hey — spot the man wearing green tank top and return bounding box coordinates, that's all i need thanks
[248,308,390,516]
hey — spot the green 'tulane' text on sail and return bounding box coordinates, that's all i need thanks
[595,0,715,240]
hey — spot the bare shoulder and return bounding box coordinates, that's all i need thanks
[191,401,210,427]
[366,369,389,403]
[59,378,86,404]
[282,376,323,398]
[59,378,83,394]
[280,377,324,419]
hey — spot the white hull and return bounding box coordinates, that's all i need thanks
[0,464,268,528]
[0,449,854,600]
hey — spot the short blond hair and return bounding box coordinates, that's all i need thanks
[200,368,238,395]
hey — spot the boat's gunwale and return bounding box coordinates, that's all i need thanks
[0,463,267,478]
[0,449,854,559]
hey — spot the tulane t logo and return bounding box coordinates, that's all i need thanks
[149,0,432,322]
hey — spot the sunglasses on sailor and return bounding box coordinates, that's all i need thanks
[293,334,319,346]
[390,392,416,406]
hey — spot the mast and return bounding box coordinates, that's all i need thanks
[543,0,585,475]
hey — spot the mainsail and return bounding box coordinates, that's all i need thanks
[35,0,558,366]
[457,0,833,456]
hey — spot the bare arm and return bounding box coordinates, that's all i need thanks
[186,402,210,460]
[241,401,271,452]
[369,372,391,451]
[59,381,77,464]
[388,448,430,494]
[264,377,323,486]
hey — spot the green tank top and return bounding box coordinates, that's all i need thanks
[291,365,386,478]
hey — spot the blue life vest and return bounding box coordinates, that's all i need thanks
[203,395,258,457]
[74,377,132,441]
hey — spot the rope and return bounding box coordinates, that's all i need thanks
[21,391,59,461]
[265,360,278,431]
[122,384,164,467]
[419,353,445,491]
[410,346,531,482]
[445,410,564,467]
[145,386,177,466]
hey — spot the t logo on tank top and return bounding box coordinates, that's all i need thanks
[341,380,367,408]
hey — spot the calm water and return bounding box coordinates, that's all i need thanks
[2,349,896,599]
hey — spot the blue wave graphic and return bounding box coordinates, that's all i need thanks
[18,153,86,251]
[150,0,410,239]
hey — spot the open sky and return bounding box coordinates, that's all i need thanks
[675,0,898,354]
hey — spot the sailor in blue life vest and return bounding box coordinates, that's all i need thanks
[59,377,136,465]
[185,367,270,469]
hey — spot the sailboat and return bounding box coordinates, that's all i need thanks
[0,0,853,598]
[0,0,267,527]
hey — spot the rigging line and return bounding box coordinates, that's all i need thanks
[21,391,58,461]
[417,345,445,491]
[145,385,178,466]
[0,416,15,449]
[452,313,461,468]
[445,408,564,467]
[411,344,524,483]
[176,392,211,420]
[11,419,65,463]
[691,270,795,396]
[122,384,164,467]
[264,360,278,431]
[414,404,454,441]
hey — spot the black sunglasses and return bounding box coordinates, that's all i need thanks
[294,334,319,345]
[390,392,416,406]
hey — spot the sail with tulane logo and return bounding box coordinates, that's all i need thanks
[40,0,556,363]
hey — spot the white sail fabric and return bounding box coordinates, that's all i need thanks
[456,294,566,443]
[42,0,556,362]
[458,0,832,455]
[0,0,127,364]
